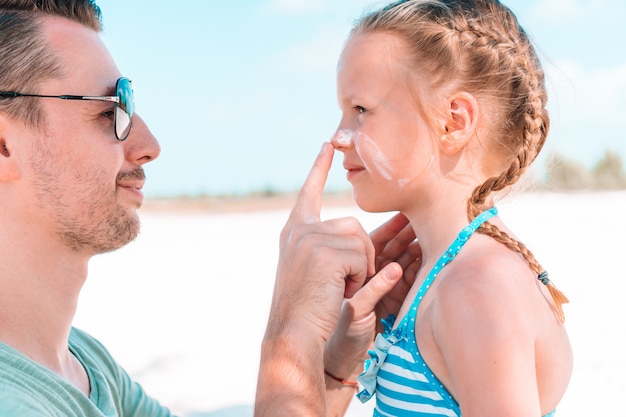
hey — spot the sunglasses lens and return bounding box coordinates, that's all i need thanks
[115,78,134,140]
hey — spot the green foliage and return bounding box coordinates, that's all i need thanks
[592,150,626,189]
[545,150,626,190]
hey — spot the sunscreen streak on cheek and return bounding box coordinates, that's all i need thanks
[353,132,394,180]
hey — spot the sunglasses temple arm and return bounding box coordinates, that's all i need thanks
[60,95,119,103]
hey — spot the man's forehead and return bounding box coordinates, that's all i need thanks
[40,15,121,92]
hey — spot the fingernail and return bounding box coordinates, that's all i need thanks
[386,263,402,280]
[319,142,331,154]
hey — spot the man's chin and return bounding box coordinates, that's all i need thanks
[79,215,141,255]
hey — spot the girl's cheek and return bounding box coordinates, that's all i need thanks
[332,129,416,187]
[353,131,394,180]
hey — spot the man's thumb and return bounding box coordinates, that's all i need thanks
[358,262,402,308]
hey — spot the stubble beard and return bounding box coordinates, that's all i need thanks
[59,195,140,254]
[30,151,141,255]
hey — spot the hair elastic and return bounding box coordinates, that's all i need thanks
[538,270,550,285]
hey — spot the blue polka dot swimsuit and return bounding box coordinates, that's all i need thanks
[356,208,555,417]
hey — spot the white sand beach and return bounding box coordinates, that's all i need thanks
[74,191,626,417]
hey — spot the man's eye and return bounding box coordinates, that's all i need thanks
[102,110,115,120]
[354,105,366,114]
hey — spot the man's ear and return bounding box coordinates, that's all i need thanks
[0,114,21,181]
[439,92,479,155]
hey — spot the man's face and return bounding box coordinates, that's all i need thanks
[18,16,161,255]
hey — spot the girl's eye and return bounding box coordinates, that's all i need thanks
[354,105,366,114]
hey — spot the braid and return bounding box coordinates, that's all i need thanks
[459,1,568,321]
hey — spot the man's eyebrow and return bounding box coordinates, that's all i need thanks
[91,83,117,97]
[101,85,116,96]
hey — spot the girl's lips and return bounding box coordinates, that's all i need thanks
[344,163,365,180]
[343,161,364,171]
[346,169,364,181]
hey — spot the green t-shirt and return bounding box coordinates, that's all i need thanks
[0,327,174,417]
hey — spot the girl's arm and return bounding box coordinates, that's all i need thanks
[433,258,543,417]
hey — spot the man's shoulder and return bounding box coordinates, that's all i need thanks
[0,329,118,416]
[69,327,123,383]
[0,345,62,416]
[0,391,50,417]
[69,327,109,354]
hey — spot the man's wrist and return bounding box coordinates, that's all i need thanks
[256,321,327,416]
[324,368,359,388]
[263,312,327,351]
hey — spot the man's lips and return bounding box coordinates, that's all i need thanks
[116,168,146,191]
[117,180,145,191]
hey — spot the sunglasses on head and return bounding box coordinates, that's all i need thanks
[0,77,134,141]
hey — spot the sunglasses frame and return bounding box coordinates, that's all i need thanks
[0,77,134,141]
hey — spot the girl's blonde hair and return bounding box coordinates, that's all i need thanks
[353,0,568,321]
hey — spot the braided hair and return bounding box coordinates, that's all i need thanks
[352,0,568,321]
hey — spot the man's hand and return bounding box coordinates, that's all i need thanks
[323,213,421,385]
[370,213,421,333]
[256,143,418,417]
[256,143,393,417]
[267,142,378,343]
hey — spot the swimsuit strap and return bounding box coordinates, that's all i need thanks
[408,207,498,313]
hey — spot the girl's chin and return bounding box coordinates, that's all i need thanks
[352,190,395,214]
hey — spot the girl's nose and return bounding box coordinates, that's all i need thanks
[330,129,354,152]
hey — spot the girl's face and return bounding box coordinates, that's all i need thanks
[333,31,438,213]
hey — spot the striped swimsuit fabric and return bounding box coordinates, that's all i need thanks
[357,208,555,417]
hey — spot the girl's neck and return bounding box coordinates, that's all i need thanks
[402,190,494,267]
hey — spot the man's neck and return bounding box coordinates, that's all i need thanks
[0,240,89,372]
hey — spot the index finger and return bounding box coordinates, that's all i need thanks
[288,142,334,224]
[370,212,413,253]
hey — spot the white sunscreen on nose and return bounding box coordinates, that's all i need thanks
[334,129,412,185]
[334,129,353,146]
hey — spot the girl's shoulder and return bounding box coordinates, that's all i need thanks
[444,235,534,282]
[433,237,542,324]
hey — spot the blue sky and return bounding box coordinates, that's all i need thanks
[97,0,626,197]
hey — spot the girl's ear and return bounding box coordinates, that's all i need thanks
[439,92,479,155]
[0,114,22,181]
